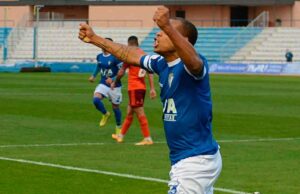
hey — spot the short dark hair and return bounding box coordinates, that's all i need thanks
[105,37,113,42]
[128,35,139,46]
[173,17,198,45]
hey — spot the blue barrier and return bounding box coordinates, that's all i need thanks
[0,61,96,73]
[1,61,300,75]
[209,63,290,74]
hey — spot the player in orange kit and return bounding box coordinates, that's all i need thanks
[111,36,157,145]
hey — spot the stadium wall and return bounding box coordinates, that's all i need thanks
[167,5,230,27]
[89,5,159,27]
[249,5,293,27]
[1,3,300,27]
[293,1,300,24]
[0,6,31,27]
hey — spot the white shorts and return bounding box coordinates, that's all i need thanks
[94,84,122,105]
[168,150,222,194]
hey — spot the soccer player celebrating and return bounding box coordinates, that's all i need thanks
[79,7,222,194]
[89,38,122,134]
[111,35,157,145]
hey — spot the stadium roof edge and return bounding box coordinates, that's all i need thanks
[0,0,296,6]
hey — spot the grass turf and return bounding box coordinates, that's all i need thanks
[0,73,299,194]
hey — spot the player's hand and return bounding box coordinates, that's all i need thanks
[106,78,113,85]
[150,89,157,99]
[153,6,171,30]
[110,81,116,90]
[79,23,95,43]
[89,76,95,83]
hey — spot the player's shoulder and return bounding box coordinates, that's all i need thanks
[96,53,103,59]
[137,47,145,54]
[145,54,164,64]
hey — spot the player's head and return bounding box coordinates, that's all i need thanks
[128,36,139,47]
[102,37,113,54]
[154,18,198,55]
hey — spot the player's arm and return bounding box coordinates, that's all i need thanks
[79,24,143,66]
[147,73,157,99]
[115,66,126,83]
[89,63,100,82]
[111,65,127,89]
[153,7,203,76]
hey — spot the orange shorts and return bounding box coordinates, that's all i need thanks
[128,89,146,107]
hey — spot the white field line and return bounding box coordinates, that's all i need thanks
[0,137,299,148]
[218,137,300,143]
[0,156,251,194]
[0,142,106,148]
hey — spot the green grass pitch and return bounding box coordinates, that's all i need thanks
[0,73,299,194]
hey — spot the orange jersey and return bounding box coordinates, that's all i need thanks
[123,48,147,91]
[123,63,147,91]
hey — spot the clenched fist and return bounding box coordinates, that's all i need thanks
[79,23,96,43]
[153,7,171,30]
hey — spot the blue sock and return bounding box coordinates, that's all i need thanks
[113,108,122,126]
[93,97,107,115]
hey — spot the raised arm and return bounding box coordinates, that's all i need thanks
[79,24,143,66]
[153,7,203,75]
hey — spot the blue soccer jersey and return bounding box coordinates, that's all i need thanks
[93,53,122,87]
[140,54,218,165]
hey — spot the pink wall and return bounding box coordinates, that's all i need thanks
[167,5,230,27]
[0,6,31,27]
[89,5,160,27]
[249,5,294,27]
[1,3,300,28]
[292,1,300,27]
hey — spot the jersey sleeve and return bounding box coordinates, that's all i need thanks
[184,54,207,80]
[92,63,100,77]
[139,55,161,74]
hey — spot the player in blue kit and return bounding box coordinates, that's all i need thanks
[89,38,123,134]
[79,7,222,194]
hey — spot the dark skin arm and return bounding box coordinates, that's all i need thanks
[153,7,203,75]
[79,7,203,75]
[79,25,142,65]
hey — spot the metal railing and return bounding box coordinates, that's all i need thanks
[191,19,252,27]
[3,18,300,29]
[190,19,300,28]
[4,15,300,64]
[27,19,144,28]
[219,11,269,62]
[4,14,32,63]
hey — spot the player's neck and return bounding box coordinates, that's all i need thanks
[162,52,179,63]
